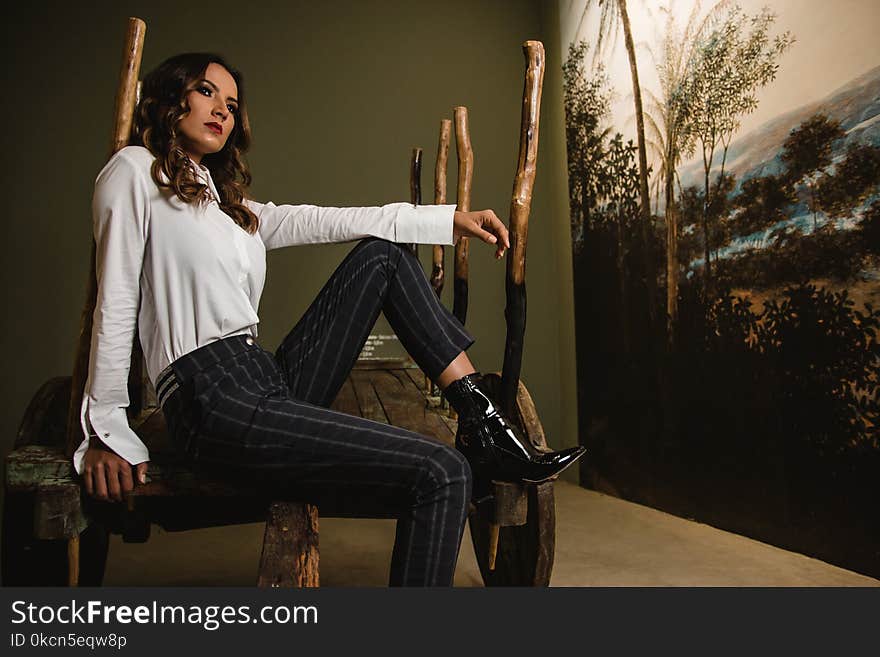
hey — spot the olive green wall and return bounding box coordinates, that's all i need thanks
[1,1,579,487]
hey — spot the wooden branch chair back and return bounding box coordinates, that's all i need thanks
[446,43,545,420]
[67,17,151,460]
[404,44,550,579]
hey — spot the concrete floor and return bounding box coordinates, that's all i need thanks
[103,480,879,586]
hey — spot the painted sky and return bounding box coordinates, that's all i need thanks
[559,0,880,167]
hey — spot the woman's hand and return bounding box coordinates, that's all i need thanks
[453,209,510,260]
[82,444,149,502]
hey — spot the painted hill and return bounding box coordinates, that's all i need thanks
[678,64,880,191]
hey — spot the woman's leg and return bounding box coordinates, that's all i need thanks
[436,351,478,389]
[274,237,474,406]
[270,237,584,492]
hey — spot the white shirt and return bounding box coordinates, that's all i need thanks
[74,145,456,474]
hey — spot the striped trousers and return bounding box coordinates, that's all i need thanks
[158,238,476,586]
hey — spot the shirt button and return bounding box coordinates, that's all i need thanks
[245,337,254,346]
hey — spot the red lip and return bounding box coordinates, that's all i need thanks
[205,122,223,135]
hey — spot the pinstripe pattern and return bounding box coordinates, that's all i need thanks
[160,238,475,586]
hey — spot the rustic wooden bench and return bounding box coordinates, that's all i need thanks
[2,18,560,588]
[3,361,555,586]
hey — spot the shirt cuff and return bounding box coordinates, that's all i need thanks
[395,204,456,246]
[75,394,150,475]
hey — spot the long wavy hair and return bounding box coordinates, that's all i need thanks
[131,53,258,233]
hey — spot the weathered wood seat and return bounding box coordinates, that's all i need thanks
[4,361,553,586]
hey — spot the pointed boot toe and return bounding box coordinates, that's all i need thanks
[454,414,587,485]
[519,445,586,483]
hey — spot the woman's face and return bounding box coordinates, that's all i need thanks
[178,62,239,164]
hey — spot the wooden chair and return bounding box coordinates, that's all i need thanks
[2,17,560,587]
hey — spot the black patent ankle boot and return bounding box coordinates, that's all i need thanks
[444,373,586,484]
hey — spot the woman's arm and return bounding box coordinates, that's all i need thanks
[74,150,152,501]
[244,199,457,250]
[246,199,508,256]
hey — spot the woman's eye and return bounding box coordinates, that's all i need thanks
[227,104,237,114]
[197,86,212,97]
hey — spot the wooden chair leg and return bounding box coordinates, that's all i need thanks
[257,502,320,587]
[488,481,528,570]
[67,536,80,587]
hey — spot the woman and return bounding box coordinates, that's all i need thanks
[74,53,584,586]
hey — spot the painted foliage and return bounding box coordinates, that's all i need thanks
[561,0,879,576]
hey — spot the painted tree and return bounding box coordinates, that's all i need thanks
[599,133,641,352]
[677,185,704,267]
[684,4,793,287]
[781,113,846,229]
[731,174,795,238]
[563,40,613,252]
[643,0,724,343]
[859,200,880,255]
[677,173,735,271]
[816,142,880,219]
[705,172,736,262]
[576,0,656,324]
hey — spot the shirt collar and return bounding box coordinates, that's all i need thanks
[188,157,222,203]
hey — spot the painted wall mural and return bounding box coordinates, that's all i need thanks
[560,0,879,576]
